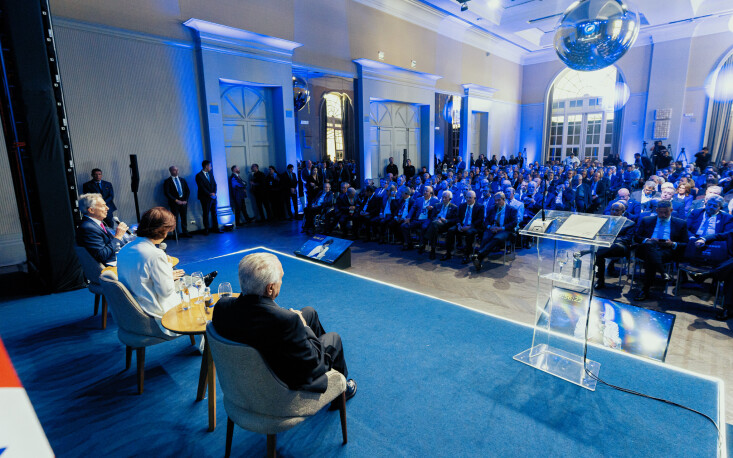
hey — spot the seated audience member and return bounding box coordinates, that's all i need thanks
[633,200,688,301]
[632,181,660,212]
[76,193,129,266]
[117,207,185,334]
[334,187,358,238]
[443,190,484,263]
[505,187,525,228]
[686,195,732,243]
[472,192,518,272]
[687,232,733,320]
[401,186,439,251]
[589,171,608,213]
[604,188,641,222]
[672,182,694,215]
[355,186,382,241]
[593,202,635,289]
[423,190,458,259]
[302,182,334,234]
[571,175,591,213]
[380,186,412,245]
[373,185,397,242]
[212,252,357,399]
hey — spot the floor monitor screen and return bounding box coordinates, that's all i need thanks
[294,235,352,264]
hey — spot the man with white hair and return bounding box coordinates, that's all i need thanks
[212,252,357,399]
[76,193,128,266]
[423,190,458,259]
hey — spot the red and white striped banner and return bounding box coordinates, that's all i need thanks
[0,336,53,457]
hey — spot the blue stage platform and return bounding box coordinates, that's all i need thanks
[0,247,725,456]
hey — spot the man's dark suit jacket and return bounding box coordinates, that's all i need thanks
[483,205,518,232]
[385,163,398,177]
[429,202,459,224]
[604,198,641,222]
[686,209,733,241]
[195,170,217,200]
[310,190,335,210]
[634,215,688,252]
[163,176,190,205]
[82,180,116,211]
[212,294,329,393]
[359,194,383,218]
[336,193,356,216]
[76,217,121,265]
[574,183,591,212]
[456,202,485,230]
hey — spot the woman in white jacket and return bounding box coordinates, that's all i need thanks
[117,207,184,334]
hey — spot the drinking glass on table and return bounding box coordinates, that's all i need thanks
[191,271,204,305]
[178,277,191,311]
[218,282,233,299]
[557,250,570,276]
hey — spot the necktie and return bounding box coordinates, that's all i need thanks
[174,177,182,196]
[654,219,667,239]
[101,223,109,234]
[205,172,210,182]
[463,206,471,226]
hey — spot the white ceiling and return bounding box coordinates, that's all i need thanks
[416,0,733,53]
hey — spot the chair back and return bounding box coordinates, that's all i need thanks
[206,323,329,418]
[74,246,103,287]
[99,271,171,346]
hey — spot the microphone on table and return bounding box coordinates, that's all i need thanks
[113,216,133,235]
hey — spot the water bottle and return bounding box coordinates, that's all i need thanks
[572,252,582,278]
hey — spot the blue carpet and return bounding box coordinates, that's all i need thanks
[0,247,724,457]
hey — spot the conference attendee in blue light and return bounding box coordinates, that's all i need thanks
[355,186,382,241]
[163,165,191,238]
[686,196,732,244]
[571,175,591,213]
[284,164,299,220]
[632,181,660,213]
[117,207,184,335]
[472,192,517,272]
[403,159,416,180]
[593,202,635,290]
[229,165,254,227]
[379,186,411,245]
[604,188,641,222]
[335,187,358,238]
[442,190,483,263]
[385,156,398,177]
[633,200,688,301]
[212,252,356,400]
[82,168,117,228]
[302,182,334,235]
[456,155,466,173]
[423,190,458,260]
[76,193,128,266]
[505,187,525,229]
[401,185,438,251]
[196,160,220,234]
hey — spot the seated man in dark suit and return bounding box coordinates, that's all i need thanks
[303,182,335,234]
[594,201,635,289]
[688,229,733,320]
[604,188,641,222]
[355,186,382,241]
[76,193,128,266]
[631,181,660,213]
[378,186,411,244]
[633,200,688,301]
[82,168,117,227]
[212,252,357,400]
[334,187,358,238]
[423,190,458,259]
[442,190,484,263]
[401,185,439,251]
[686,195,732,241]
[472,192,518,272]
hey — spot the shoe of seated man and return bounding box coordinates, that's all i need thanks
[329,378,357,410]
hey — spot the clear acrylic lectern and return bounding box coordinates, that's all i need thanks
[515,210,627,391]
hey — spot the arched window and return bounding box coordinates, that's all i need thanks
[323,92,345,161]
[546,66,622,163]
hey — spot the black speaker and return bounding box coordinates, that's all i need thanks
[129,154,140,193]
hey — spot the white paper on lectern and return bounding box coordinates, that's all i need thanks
[554,214,606,239]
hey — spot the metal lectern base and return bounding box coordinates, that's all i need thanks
[514,344,600,391]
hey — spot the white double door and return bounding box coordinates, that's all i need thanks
[221,83,274,174]
[369,101,421,179]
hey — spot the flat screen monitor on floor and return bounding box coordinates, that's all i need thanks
[294,235,352,265]
[537,287,675,362]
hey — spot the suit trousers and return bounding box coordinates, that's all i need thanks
[401,219,430,246]
[304,205,323,229]
[445,227,479,255]
[252,191,270,221]
[289,192,299,218]
[199,196,219,232]
[477,229,512,258]
[425,220,454,249]
[301,306,348,378]
[355,213,377,238]
[232,193,252,224]
[635,243,675,291]
[169,202,189,234]
[594,244,629,281]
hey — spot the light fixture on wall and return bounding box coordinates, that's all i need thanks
[411,60,417,68]
[456,0,470,12]
[378,51,385,60]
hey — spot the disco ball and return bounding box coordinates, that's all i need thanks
[293,76,310,111]
[554,0,640,71]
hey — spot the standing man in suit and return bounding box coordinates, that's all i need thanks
[249,164,269,222]
[212,252,357,399]
[229,165,254,226]
[82,168,117,227]
[633,200,688,301]
[285,164,300,220]
[472,192,518,272]
[163,166,191,238]
[404,159,416,181]
[423,190,458,259]
[442,190,484,263]
[195,160,220,235]
[76,193,128,266]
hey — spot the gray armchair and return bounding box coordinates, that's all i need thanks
[73,245,108,329]
[99,271,180,394]
[206,323,347,458]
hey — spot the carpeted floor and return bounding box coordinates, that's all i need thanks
[0,247,724,457]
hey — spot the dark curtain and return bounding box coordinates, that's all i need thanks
[612,71,624,159]
[319,97,328,161]
[708,54,733,166]
[343,95,355,163]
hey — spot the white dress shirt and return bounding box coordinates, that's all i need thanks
[117,237,178,335]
